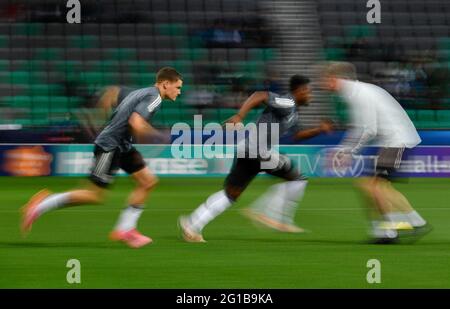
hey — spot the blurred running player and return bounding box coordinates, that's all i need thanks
[74,85,133,141]
[21,67,182,248]
[322,62,431,244]
[179,75,334,242]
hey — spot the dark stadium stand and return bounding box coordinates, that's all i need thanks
[0,0,448,140]
[0,0,272,133]
[317,0,450,128]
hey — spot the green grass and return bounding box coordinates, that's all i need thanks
[1,177,450,288]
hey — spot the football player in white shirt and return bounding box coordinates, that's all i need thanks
[322,62,431,244]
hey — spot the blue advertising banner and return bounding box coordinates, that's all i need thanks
[1,144,449,178]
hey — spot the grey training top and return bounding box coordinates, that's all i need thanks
[241,91,302,158]
[95,86,162,152]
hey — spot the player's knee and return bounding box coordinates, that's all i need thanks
[93,193,105,204]
[140,175,159,191]
[79,187,105,204]
[225,186,242,201]
[357,178,372,192]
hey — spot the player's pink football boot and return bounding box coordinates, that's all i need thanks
[21,189,51,235]
[109,229,153,248]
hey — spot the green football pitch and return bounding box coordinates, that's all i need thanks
[0,176,449,288]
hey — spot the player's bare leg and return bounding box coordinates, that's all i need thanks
[358,177,421,243]
[110,167,158,248]
[381,182,427,227]
[358,177,399,241]
[21,184,105,235]
[379,181,431,240]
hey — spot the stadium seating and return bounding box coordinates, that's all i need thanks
[0,0,448,132]
[0,0,271,129]
[317,0,450,129]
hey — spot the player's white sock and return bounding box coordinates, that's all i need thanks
[284,180,308,201]
[263,185,286,222]
[189,190,232,232]
[405,211,426,227]
[384,212,407,223]
[115,205,144,231]
[259,180,307,224]
[35,192,71,215]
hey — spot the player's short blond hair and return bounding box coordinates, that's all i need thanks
[156,67,182,83]
[325,62,357,80]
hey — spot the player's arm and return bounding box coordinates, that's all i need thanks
[98,86,120,117]
[224,91,269,124]
[341,100,377,154]
[128,112,164,143]
[294,119,334,140]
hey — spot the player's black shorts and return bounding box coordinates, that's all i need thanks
[89,145,147,188]
[375,147,405,180]
[224,154,307,194]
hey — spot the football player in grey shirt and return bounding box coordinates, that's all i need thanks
[179,75,334,242]
[22,67,183,248]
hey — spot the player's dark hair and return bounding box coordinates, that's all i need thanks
[289,75,310,92]
[156,67,182,83]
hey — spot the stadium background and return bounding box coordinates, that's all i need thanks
[0,0,449,176]
[0,0,450,288]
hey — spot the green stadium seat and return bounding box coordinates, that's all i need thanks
[14,118,33,126]
[19,60,46,72]
[245,109,261,123]
[82,72,119,86]
[415,120,440,129]
[217,109,238,122]
[137,73,154,86]
[89,60,120,73]
[2,71,48,85]
[263,48,277,61]
[180,108,201,126]
[126,60,156,73]
[324,48,345,60]
[171,36,190,49]
[124,60,151,74]
[406,109,418,121]
[0,59,9,70]
[439,37,450,51]
[31,96,51,108]
[417,109,437,122]
[345,25,376,38]
[69,35,99,49]
[34,48,63,61]
[185,48,208,61]
[187,36,203,48]
[437,110,450,123]
[25,84,64,96]
[156,23,187,36]
[105,48,137,61]
[31,107,51,121]
[55,60,84,73]
[0,35,8,48]
[12,23,44,36]
[8,71,31,84]
[3,95,32,109]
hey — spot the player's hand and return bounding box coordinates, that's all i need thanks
[334,148,353,169]
[222,114,244,129]
[320,119,334,134]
